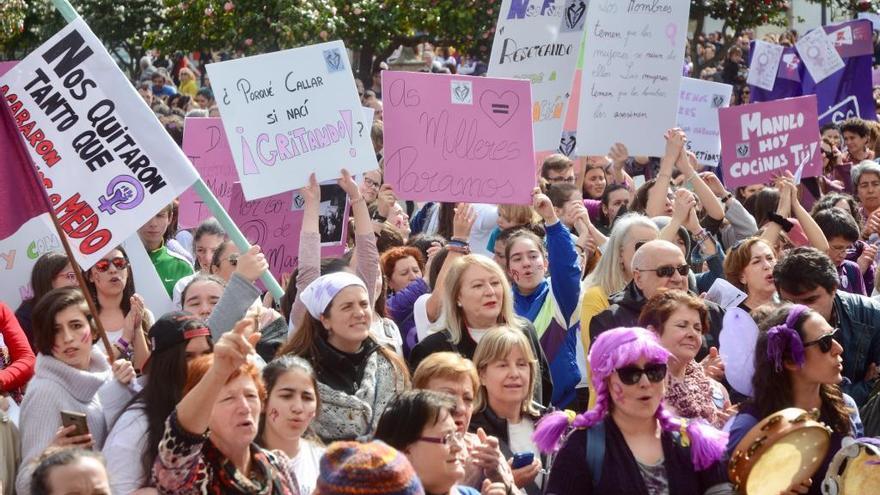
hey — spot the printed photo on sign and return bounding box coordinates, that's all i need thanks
[487,0,585,152]
[0,17,199,268]
[318,184,347,245]
[206,40,376,200]
[382,71,536,204]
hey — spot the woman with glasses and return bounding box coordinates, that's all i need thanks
[84,246,152,371]
[469,326,548,495]
[375,390,496,495]
[209,240,241,282]
[639,291,732,428]
[359,169,383,204]
[534,327,731,495]
[15,251,77,349]
[726,304,862,495]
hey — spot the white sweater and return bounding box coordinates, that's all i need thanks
[15,349,133,494]
[103,407,149,494]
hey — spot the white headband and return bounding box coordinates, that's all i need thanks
[299,272,368,319]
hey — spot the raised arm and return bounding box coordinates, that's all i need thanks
[341,168,381,306]
[678,150,724,221]
[533,188,581,321]
[646,129,684,217]
[290,174,322,329]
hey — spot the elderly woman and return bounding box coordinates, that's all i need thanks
[534,327,731,495]
[152,320,300,494]
[852,160,880,237]
[723,237,777,312]
[639,291,731,428]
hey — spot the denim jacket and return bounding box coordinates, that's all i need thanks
[833,291,880,407]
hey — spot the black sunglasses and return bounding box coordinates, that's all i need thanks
[616,363,668,385]
[803,328,839,353]
[638,264,689,278]
[93,256,129,272]
[228,254,239,266]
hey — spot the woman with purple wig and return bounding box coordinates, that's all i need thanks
[533,327,731,495]
[725,304,862,495]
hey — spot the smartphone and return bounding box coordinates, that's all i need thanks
[511,452,535,469]
[60,410,90,437]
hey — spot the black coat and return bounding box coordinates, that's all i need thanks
[588,281,724,361]
[409,316,554,407]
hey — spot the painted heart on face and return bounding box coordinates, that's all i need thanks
[479,90,520,128]
[565,1,586,30]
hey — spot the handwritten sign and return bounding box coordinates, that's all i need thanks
[0,18,199,268]
[0,215,60,310]
[382,71,535,204]
[205,40,376,200]
[576,0,690,156]
[178,118,237,229]
[796,27,845,84]
[487,0,586,152]
[719,95,822,189]
[746,41,783,91]
[676,77,732,168]
[228,183,347,281]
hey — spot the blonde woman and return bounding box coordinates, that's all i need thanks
[177,68,198,98]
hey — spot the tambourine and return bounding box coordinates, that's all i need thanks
[821,437,880,495]
[728,408,832,495]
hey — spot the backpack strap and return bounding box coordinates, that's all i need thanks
[585,419,605,488]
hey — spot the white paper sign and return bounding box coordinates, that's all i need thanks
[488,0,586,152]
[121,234,174,316]
[206,40,377,200]
[577,0,691,156]
[676,77,732,167]
[746,40,784,91]
[796,27,845,84]
[0,18,199,269]
[0,214,60,311]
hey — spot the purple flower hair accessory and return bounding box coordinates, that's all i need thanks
[766,304,810,372]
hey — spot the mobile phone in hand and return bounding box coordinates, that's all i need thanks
[60,410,89,437]
[511,451,535,469]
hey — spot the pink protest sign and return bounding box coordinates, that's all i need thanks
[178,118,237,229]
[719,95,822,189]
[228,183,347,282]
[382,71,535,204]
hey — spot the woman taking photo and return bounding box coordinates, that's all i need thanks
[723,237,778,312]
[639,291,731,428]
[277,271,409,442]
[534,327,730,495]
[85,246,152,371]
[726,304,862,495]
[258,355,325,495]
[470,326,547,495]
[16,287,136,495]
[505,188,582,407]
[152,319,300,494]
[15,251,77,348]
[102,311,214,494]
[409,255,553,407]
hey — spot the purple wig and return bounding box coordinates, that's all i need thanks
[533,327,728,470]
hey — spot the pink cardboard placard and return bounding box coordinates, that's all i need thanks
[382,71,535,204]
[719,95,822,189]
[179,118,237,229]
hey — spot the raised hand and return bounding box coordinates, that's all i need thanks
[112,358,136,385]
[376,184,397,218]
[664,128,686,161]
[532,187,558,224]
[212,319,259,380]
[453,203,477,240]
[672,189,696,224]
[301,173,320,206]
[236,245,269,283]
[700,172,727,198]
[337,168,361,199]
[608,142,629,168]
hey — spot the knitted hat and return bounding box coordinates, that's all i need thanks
[315,440,424,495]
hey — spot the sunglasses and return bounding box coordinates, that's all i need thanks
[803,328,839,353]
[93,257,129,272]
[639,264,689,278]
[616,363,668,385]
[228,254,239,266]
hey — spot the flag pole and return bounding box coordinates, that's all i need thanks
[1,99,115,361]
[49,0,285,300]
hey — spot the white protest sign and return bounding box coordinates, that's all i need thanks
[488,0,586,152]
[746,40,783,91]
[0,214,60,310]
[206,40,376,200]
[796,27,845,84]
[577,0,691,156]
[0,18,199,269]
[121,234,174,316]
[676,77,732,167]
[858,12,880,31]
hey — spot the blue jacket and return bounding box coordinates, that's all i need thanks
[512,221,581,407]
[833,291,880,406]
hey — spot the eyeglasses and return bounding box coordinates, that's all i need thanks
[547,176,576,184]
[615,363,668,385]
[227,254,239,266]
[363,177,381,189]
[637,264,689,278]
[803,328,839,353]
[93,257,129,272]
[56,271,77,282]
[419,431,465,447]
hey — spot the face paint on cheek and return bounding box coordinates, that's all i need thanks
[511,270,521,283]
[611,383,625,403]
[269,408,280,423]
[80,328,92,344]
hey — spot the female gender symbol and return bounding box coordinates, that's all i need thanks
[665,24,677,48]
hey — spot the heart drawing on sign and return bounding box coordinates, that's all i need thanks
[559,134,577,157]
[454,84,470,103]
[325,50,342,71]
[479,90,520,128]
[565,0,587,30]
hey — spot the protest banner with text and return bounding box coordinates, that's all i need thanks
[206,40,376,200]
[382,71,535,204]
[178,118,236,229]
[0,18,199,268]
[576,0,690,156]
[676,77,732,168]
[719,95,822,189]
[488,0,586,153]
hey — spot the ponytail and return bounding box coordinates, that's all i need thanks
[656,405,728,470]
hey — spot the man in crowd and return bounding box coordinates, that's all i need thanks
[137,204,193,296]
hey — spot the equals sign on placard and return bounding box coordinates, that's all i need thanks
[492,104,510,115]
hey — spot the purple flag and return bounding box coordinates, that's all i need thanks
[0,94,51,240]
